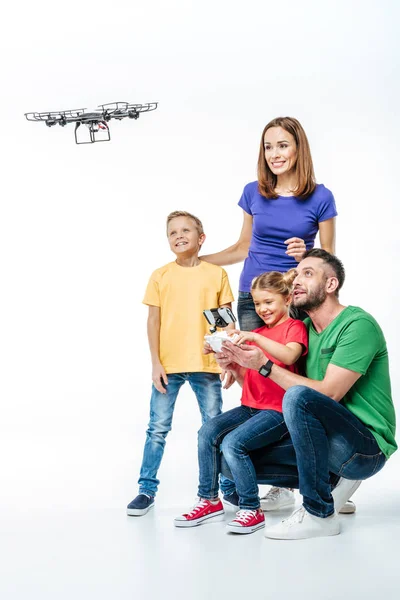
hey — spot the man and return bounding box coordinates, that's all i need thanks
[218,249,396,539]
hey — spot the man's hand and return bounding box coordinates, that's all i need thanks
[220,340,266,371]
[152,364,168,393]
[220,369,236,390]
[284,236,306,262]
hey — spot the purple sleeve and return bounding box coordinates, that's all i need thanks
[238,185,252,215]
[317,186,338,223]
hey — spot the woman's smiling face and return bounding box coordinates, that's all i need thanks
[263,126,297,177]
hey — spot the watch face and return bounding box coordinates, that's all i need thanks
[259,360,272,377]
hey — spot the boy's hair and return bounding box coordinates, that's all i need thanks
[251,269,297,297]
[166,211,204,236]
[301,248,345,295]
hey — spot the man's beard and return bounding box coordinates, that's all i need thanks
[293,285,327,311]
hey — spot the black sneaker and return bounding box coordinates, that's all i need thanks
[127,494,155,516]
[222,491,240,510]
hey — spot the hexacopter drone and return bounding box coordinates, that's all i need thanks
[25,101,158,144]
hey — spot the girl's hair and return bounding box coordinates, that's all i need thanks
[251,269,297,297]
[166,211,204,236]
[257,116,316,200]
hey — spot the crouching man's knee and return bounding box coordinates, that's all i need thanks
[282,385,311,422]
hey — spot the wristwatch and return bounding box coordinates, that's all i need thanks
[258,359,274,378]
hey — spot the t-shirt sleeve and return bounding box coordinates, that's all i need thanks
[142,272,161,307]
[317,187,338,223]
[218,268,235,305]
[238,185,252,215]
[329,319,381,375]
[286,320,309,356]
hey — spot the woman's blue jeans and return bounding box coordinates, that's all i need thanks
[138,372,235,497]
[197,405,288,510]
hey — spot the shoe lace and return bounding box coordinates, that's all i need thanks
[234,509,258,524]
[264,486,283,499]
[187,498,210,518]
[283,506,305,526]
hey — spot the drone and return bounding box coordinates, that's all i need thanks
[24,101,158,144]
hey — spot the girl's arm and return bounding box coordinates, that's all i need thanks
[200,211,253,266]
[233,330,303,366]
[147,306,168,393]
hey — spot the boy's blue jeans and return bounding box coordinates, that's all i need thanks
[138,372,235,497]
[197,405,288,510]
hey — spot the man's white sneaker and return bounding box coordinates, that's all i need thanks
[264,506,340,540]
[260,487,295,512]
[338,500,356,514]
[332,478,361,512]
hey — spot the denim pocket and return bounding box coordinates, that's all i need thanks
[339,451,386,480]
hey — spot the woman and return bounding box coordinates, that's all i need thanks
[201,116,337,331]
[201,116,339,512]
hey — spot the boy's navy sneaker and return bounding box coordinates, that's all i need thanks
[222,491,240,510]
[127,494,155,516]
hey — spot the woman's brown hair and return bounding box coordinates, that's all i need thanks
[251,269,297,298]
[257,117,316,200]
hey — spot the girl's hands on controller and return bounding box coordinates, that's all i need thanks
[231,329,257,345]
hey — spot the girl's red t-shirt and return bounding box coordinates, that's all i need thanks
[240,318,308,412]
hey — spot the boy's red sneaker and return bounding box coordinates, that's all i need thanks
[174,498,225,528]
[226,509,265,534]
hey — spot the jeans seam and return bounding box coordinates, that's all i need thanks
[303,398,375,442]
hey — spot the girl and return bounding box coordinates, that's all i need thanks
[174,270,308,534]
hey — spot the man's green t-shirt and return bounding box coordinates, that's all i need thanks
[305,306,397,459]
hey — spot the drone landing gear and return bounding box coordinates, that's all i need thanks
[74,121,110,144]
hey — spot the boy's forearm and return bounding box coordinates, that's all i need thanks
[147,319,161,366]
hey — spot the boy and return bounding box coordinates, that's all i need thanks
[127,211,236,516]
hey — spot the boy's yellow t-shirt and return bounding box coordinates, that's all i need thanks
[143,260,234,374]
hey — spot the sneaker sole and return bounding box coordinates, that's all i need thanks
[127,504,154,516]
[226,521,265,534]
[174,511,225,528]
[260,499,295,512]
[338,501,356,515]
[265,524,340,540]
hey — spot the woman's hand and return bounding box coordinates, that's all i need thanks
[284,237,306,262]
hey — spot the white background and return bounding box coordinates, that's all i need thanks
[1,1,400,598]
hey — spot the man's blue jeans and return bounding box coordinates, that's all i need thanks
[138,372,235,497]
[197,405,288,510]
[222,387,386,516]
[247,385,386,518]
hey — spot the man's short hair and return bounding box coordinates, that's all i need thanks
[166,211,204,236]
[302,249,345,294]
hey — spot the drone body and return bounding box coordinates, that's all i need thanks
[25,102,158,144]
